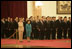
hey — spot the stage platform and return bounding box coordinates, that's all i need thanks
[1,39,71,48]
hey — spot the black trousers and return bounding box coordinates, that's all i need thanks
[6,29,11,38]
[31,32,33,39]
[9,29,14,39]
[5,29,8,38]
[34,29,39,39]
[30,29,34,39]
[23,30,26,39]
[57,29,62,39]
[39,31,41,40]
[52,29,56,39]
[1,29,4,38]
[68,29,71,39]
[41,30,44,40]
[44,30,47,39]
[64,29,67,39]
[44,32,47,39]
[46,30,51,40]
[38,29,44,40]
[1,29,6,38]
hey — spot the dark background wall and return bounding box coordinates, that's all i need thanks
[1,1,27,19]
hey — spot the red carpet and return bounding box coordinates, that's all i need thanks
[1,39,71,48]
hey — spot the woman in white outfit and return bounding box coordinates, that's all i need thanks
[18,18,24,42]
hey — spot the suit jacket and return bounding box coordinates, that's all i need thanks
[50,20,57,30]
[67,21,71,30]
[1,21,5,30]
[5,21,8,30]
[9,21,14,30]
[43,20,47,30]
[35,21,40,31]
[23,21,26,29]
[62,21,68,30]
[13,20,18,29]
[31,21,37,30]
[46,21,51,30]
[56,20,63,30]
[38,20,45,31]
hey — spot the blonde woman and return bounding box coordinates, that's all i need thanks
[18,18,24,42]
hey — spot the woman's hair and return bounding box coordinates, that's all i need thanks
[19,17,22,21]
[27,20,31,23]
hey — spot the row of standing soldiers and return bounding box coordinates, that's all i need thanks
[1,16,71,40]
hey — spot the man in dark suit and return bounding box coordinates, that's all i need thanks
[51,17,57,39]
[6,17,11,38]
[34,18,40,39]
[23,18,26,39]
[1,18,5,38]
[45,16,51,40]
[62,16,68,39]
[56,16,63,39]
[42,16,47,39]
[5,18,9,38]
[14,17,18,29]
[30,17,34,39]
[29,16,35,39]
[67,17,71,39]
[9,18,15,38]
[31,18,37,39]
[38,18,45,40]
[13,17,18,39]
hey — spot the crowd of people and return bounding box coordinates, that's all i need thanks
[1,16,71,42]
